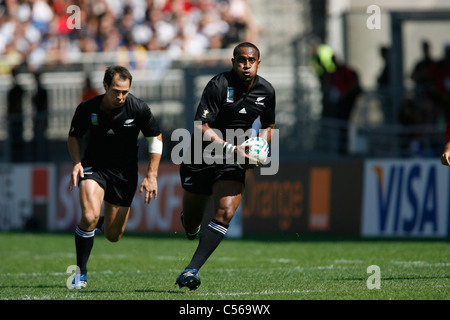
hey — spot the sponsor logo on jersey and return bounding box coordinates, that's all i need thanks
[106,129,115,134]
[226,87,234,103]
[201,109,209,118]
[91,113,99,125]
[239,108,247,114]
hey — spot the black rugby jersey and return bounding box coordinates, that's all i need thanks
[69,93,161,168]
[185,69,275,165]
[195,69,276,140]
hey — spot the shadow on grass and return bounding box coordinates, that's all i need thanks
[0,284,63,289]
[0,285,187,296]
[135,289,185,294]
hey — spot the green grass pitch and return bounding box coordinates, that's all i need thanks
[0,232,449,301]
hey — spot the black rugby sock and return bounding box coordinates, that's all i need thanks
[74,226,95,275]
[187,219,229,270]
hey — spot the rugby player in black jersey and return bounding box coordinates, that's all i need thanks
[176,42,276,290]
[67,65,163,289]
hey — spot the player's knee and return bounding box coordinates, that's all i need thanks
[79,214,99,231]
[215,207,235,224]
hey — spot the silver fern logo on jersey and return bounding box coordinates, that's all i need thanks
[255,97,265,106]
[123,119,135,127]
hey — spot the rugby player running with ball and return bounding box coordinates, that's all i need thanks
[176,42,276,290]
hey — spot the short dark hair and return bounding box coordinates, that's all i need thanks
[103,65,133,86]
[233,42,260,59]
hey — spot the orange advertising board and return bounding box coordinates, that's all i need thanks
[242,160,363,234]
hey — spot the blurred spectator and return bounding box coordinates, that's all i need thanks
[326,55,361,154]
[32,71,48,161]
[224,0,259,45]
[31,0,54,34]
[328,55,361,120]
[309,44,361,154]
[309,43,335,107]
[376,46,393,122]
[377,46,390,90]
[7,66,25,162]
[0,0,259,72]
[409,40,443,127]
[81,75,99,101]
[434,44,450,122]
[411,40,437,98]
[398,41,450,157]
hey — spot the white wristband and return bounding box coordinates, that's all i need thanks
[146,136,163,154]
[223,141,236,155]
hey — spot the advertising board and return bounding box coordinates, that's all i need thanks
[361,159,450,237]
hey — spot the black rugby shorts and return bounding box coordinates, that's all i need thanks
[180,162,246,195]
[79,166,138,207]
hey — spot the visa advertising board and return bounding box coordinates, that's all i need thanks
[361,159,450,237]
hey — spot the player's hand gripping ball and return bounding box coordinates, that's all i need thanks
[237,137,269,169]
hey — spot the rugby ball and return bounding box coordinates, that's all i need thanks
[237,137,269,168]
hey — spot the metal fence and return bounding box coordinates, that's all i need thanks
[0,63,445,163]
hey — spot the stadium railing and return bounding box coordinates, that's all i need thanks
[0,57,445,162]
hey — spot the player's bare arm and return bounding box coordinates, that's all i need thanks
[140,133,163,204]
[196,121,226,145]
[67,135,84,191]
[258,123,275,143]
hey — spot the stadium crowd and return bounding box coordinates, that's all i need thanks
[0,0,259,72]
